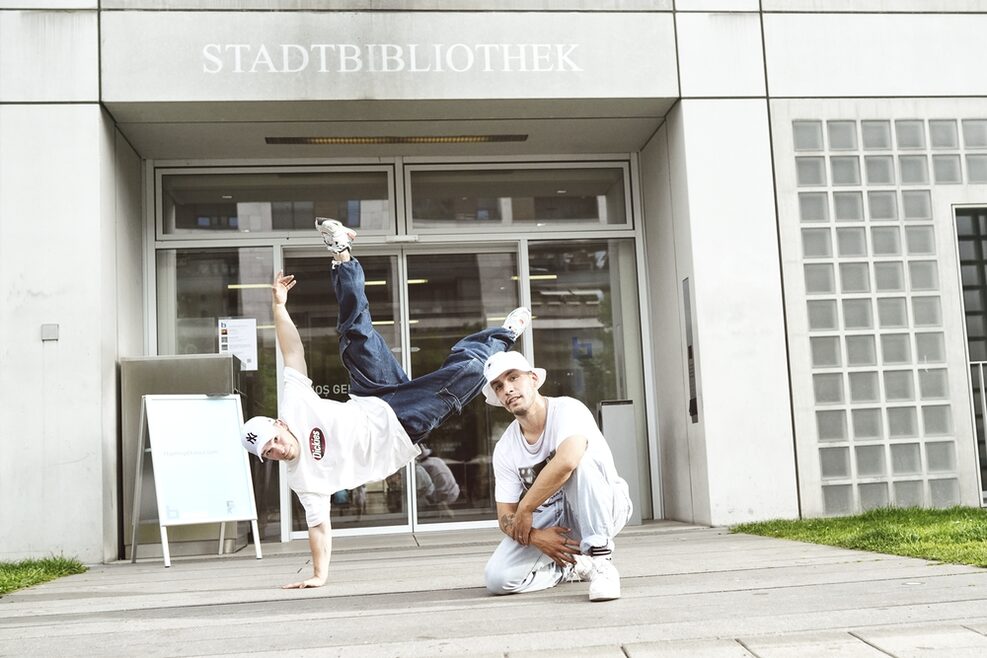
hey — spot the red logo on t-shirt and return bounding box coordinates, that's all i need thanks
[309,428,326,461]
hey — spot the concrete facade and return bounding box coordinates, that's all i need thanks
[2,1,986,562]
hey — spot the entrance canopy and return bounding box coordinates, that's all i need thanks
[107,98,674,160]
[100,9,678,159]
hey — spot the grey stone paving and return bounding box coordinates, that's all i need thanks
[2,521,986,656]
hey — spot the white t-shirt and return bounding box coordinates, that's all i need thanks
[493,396,622,505]
[280,367,420,527]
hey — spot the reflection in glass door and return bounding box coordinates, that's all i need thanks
[282,250,521,532]
[406,252,520,525]
[282,254,406,533]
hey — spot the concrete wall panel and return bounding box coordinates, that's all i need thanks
[765,13,987,98]
[100,1,671,9]
[0,10,97,102]
[677,12,765,98]
[674,99,799,526]
[664,103,713,525]
[676,0,758,10]
[97,122,144,561]
[0,105,110,562]
[764,0,987,11]
[0,2,94,7]
[640,123,695,522]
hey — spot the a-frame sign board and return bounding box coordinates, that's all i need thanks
[131,394,263,567]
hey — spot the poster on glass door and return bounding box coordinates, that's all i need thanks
[218,318,258,371]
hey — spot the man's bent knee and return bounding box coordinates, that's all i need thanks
[484,553,561,596]
[484,561,518,595]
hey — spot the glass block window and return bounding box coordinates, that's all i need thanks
[797,157,827,186]
[899,155,929,185]
[846,335,877,366]
[787,115,972,516]
[962,120,987,149]
[932,155,962,184]
[868,191,898,220]
[859,482,889,510]
[871,227,901,256]
[930,478,960,507]
[794,121,824,151]
[967,155,987,183]
[853,408,882,439]
[834,192,865,221]
[930,120,958,149]
[802,229,832,258]
[799,192,830,221]
[895,120,926,150]
[811,336,841,367]
[828,121,858,150]
[822,485,853,514]
[877,298,908,328]
[894,480,924,506]
[862,121,892,150]
[831,157,861,186]
[902,190,932,220]
[865,156,895,185]
[837,228,867,257]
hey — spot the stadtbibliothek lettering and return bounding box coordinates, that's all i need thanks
[202,43,582,74]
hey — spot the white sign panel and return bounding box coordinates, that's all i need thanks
[218,318,258,371]
[143,395,257,525]
[101,11,677,102]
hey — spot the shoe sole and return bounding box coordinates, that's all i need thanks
[589,592,620,602]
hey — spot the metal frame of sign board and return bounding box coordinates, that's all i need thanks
[131,394,263,567]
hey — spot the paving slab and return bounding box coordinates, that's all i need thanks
[624,639,756,657]
[2,521,986,657]
[855,623,987,657]
[740,630,888,657]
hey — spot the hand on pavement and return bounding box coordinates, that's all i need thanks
[281,577,325,589]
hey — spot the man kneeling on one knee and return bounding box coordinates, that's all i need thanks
[481,352,632,602]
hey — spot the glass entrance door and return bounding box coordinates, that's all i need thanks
[282,248,521,535]
[281,253,404,534]
[405,251,521,525]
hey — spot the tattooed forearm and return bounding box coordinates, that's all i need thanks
[499,512,516,535]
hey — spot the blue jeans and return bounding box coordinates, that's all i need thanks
[332,258,515,444]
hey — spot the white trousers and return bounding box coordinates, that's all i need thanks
[484,456,632,595]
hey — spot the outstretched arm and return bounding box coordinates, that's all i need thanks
[282,517,332,589]
[273,271,307,376]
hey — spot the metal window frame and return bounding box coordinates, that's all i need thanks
[144,152,662,539]
[402,159,634,235]
[153,163,398,242]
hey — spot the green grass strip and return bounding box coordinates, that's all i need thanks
[732,506,987,568]
[0,556,87,596]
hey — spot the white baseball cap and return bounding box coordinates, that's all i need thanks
[241,416,278,462]
[481,351,546,406]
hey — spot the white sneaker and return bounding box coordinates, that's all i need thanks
[570,554,595,582]
[315,217,357,254]
[587,556,621,602]
[502,307,531,340]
